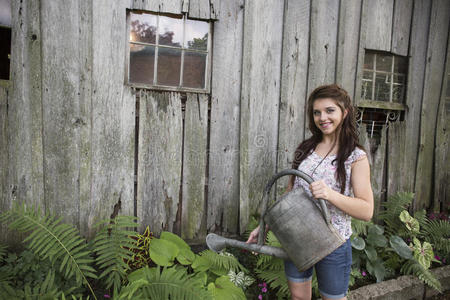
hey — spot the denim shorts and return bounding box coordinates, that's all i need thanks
[284,239,352,299]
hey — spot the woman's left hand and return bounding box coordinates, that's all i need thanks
[310,180,335,201]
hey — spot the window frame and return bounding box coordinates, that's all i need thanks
[358,50,408,111]
[125,10,212,94]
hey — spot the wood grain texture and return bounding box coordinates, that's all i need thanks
[40,0,84,226]
[137,91,182,234]
[414,0,450,210]
[0,85,9,243]
[404,0,431,196]
[362,0,393,51]
[372,127,387,218]
[189,0,210,19]
[387,122,406,196]
[131,0,183,14]
[391,0,413,56]
[433,31,450,211]
[207,0,243,235]
[89,0,135,237]
[181,93,208,240]
[240,0,284,234]
[336,0,362,100]
[307,0,339,95]
[277,0,310,193]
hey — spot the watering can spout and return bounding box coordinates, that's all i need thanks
[206,233,290,260]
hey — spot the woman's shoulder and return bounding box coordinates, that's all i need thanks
[347,147,367,164]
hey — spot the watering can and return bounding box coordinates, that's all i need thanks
[206,169,345,272]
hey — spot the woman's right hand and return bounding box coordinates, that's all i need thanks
[246,226,260,244]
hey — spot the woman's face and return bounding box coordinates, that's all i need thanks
[312,98,347,136]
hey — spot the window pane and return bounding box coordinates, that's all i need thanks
[0,0,11,27]
[361,71,373,100]
[374,73,390,101]
[130,13,157,44]
[376,54,392,72]
[185,19,208,51]
[364,52,374,70]
[157,47,181,86]
[129,44,155,85]
[183,51,206,88]
[159,15,183,48]
[394,56,408,74]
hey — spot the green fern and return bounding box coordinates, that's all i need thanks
[400,259,441,292]
[378,192,414,236]
[255,267,290,299]
[351,218,371,236]
[0,204,97,299]
[420,219,450,254]
[195,250,247,274]
[0,243,7,262]
[119,266,212,299]
[92,216,139,295]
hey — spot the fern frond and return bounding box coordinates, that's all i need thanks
[378,192,414,235]
[0,243,7,262]
[420,219,450,254]
[351,218,371,236]
[413,210,427,228]
[119,266,212,300]
[0,204,97,299]
[198,250,247,273]
[400,259,441,292]
[256,255,284,271]
[255,267,290,299]
[92,215,139,295]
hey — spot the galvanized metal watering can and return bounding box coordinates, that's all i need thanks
[206,169,345,272]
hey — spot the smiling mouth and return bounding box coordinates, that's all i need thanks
[320,122,332,128]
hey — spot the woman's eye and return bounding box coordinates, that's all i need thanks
[313,111,320,116]
[327,109,335,113]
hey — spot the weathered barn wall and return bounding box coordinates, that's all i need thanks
[1,0,449,243]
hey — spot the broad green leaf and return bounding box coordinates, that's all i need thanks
[364,246,377,261]
[149,238,179,266]
[412,238,434,269]
[366,231,387,247]
[399,210,420,233]
[160,231,190,250]
[367,259,386,282]
[389,235,412,259]
[192,255,212,272]
[176,247,196,265]
[351,236,366,250]
[368,224,384,235]
[207,276,246,300]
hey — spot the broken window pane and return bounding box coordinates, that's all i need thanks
[159,15,183,48]
[183,51,206,88]
[129,45,155,85]
[130,13,157,44]
[376,54,392,72]
[364,52,374,70]
[157,47,181,86]
[374,73,390,102]
[185,19,209,51]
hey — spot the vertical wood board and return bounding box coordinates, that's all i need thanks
[277,0,310,193]
[434,33,450,210]
[414,0,450,210]
[391,0,413,56]
[131,0,183,14]
[336,0,362,100]
[181,93,208,240]
[240,0,284,233]
[362,0,393,51]
[207,0,244,235]
[189,0,211,19]
[137,91,182,234]
[403,0,431,195]
[0,86,9,243]
[90,0,135,237]
[387,122,407,196]
[372,127,387,218]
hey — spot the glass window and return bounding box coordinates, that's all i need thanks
[0,0,11,81]
[128,11,211,91]
[361,50,408,104]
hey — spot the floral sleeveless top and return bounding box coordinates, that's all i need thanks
[294,147,366,240]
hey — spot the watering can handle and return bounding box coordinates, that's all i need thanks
[257,169,330,246]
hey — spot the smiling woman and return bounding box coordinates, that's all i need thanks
[0,0,11,81]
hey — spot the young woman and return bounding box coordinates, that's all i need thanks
[247,84,374,300]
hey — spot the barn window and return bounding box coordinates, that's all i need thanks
[0,0,11,81]
[127,11,211,92]
[360,50,408,109]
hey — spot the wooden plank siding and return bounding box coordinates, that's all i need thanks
[137,91,183,234]
[362,0,393,52]
[207,0,243,235]
[89,0,136,237]
[276,0,310,194]
[414,0,450,211]
[0,85,9,243]
[433,31,450,211]
[336,0,362,100]
[372,127,387,218]
[129,0,219,20]
[239,0,284,234]
[391,0,413,56]
[403,0,431,197]
[181,93,208,240]
[386,122,407,196]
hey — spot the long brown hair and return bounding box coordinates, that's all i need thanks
[289,84,364,193]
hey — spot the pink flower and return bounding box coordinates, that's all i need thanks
[258,294,263,300]
[104,295,111,298]
[262,287,267,293]
[263,282,267,287]
[362,271,367,277]
[435,255,441,261]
